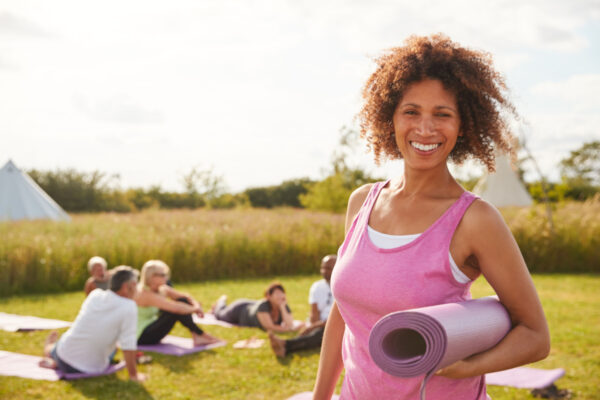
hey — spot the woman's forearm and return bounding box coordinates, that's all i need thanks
[280,304,295,330]
[438,321,550,379]
[313,303,345,400]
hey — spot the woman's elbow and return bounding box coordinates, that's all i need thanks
[536,332,551,361]
[529,325,551,362]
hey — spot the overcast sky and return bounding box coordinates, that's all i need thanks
[1,0,599,192]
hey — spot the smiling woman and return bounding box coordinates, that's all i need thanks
[312,34,550,400]
[358,34,517,172]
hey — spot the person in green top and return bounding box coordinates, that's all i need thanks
[212,282,303,333]
[135,260,222,346]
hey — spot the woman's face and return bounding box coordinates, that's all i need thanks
[267,288,286,307]
[392,79,461,171]
[148,269,168,289]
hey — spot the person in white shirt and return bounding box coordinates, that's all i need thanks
[268,254,336,357]
[39,265,146,382]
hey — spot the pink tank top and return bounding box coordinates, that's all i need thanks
[331,181,486,400]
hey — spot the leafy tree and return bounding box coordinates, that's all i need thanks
[181,166,226,208]
[559,141,600,186]
[244,178,313,208]
[300,169,374,213]
[28,168,132,212]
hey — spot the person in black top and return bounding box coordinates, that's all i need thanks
[212,282,302,333]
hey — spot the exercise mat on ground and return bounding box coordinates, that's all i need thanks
[486,366,565,389]
[0,350,125,380]
[0,312,71,332]
[137,335,226,356]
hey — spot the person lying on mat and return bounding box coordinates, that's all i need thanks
[84,256,110,296]
[40,266,146,382]
[212,282,303,332]
[268,254,336,357]
[135,259,222,347]
[313,34,550,400]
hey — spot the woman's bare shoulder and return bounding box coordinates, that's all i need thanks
[136,288,162,306]
[345,183,375,230]
[348,183,374,212]
[462,198,510,237]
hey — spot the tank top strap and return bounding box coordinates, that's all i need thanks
[338,181,389,259]
[355,180,389,229]
[436,191,479,244]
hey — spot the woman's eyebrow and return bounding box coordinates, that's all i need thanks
[399,103,457,112]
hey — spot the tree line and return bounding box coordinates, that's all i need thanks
[28,138,599,214]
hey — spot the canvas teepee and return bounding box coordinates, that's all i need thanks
[0,160,70,221]
[473,154,533,208]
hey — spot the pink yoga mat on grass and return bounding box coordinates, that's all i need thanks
[193,313,304,330]
[0,350,125,381]
[0,312,71,332]
[137,335,226,355]
[486,366,565,389]
[368,296,511,399]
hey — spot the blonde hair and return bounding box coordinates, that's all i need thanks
[87,256,107,273]
[139,259,170,288]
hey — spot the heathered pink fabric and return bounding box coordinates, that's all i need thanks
[331,181,487,400]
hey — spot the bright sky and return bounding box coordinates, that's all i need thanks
[1,0,599,192]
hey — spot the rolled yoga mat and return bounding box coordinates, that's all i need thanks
[368,296,511,399]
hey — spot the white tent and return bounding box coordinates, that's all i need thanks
[0,160,70,221]
[473,154,533,208]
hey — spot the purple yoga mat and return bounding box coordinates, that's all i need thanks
[369,296,511,399]
[0,350,125,381]
[0,312,71,332]
[486,366,565,389]
[137,335,227,355]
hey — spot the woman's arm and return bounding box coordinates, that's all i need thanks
[256,312,292,333]
[437,200,550,378]
[312,184,371,398]
[162,285,204,316]
[312,302,345,399]
[309,303,321,324]
[280,302,297,330]
[136,290,200,315]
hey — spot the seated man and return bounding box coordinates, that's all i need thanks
[268,254,336,357]
[40,266,146,382]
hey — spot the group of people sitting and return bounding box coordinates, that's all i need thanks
[40,254,336,382]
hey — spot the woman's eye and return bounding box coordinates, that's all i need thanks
[404,110,417,115]
[436,113,451,117]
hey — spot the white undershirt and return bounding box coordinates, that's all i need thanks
[367,225,471,284]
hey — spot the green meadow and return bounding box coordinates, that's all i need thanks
[0,274,599,399]
[1,201,599,398]
[1,198,599,297]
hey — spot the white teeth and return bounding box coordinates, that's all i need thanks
[411,142,440,151]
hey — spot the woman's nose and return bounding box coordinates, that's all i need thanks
[415,116,435,136]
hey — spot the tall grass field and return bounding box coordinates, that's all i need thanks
[1,199,599,296]
[0,274,598,399]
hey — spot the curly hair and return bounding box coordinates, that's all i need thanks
[357,34,517,171]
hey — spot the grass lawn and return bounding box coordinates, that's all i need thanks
[0,274,598,399]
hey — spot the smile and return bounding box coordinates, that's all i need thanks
[410,141,441,152]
